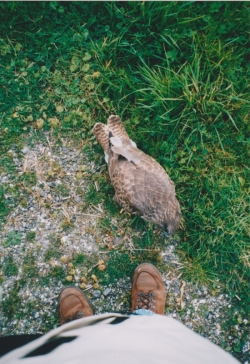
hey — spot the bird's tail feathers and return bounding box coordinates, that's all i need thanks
[107,115,131,144]
[92,123,109,154]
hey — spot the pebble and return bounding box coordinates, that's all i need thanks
[92,290,101,299]
[21,146,29,154]
[103,288,112,296]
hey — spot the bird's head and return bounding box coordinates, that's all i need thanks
[163,207,181,236]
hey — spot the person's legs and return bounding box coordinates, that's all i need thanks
[0,335,42,357]
[0,264,240,363]
[0,263,164,357]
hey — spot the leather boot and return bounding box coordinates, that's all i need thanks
[131,263,166,314]
[58,287,94,325]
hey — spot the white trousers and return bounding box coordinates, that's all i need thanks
[0,313,239,364]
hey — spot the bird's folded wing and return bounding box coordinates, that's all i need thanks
[111,144,175,190]
[111,145,141,165]
[114,161,176,221]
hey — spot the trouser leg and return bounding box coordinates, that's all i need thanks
[0,335,42,357]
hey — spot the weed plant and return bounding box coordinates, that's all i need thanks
[0,2,249,359]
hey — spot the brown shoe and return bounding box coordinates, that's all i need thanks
[58,287,94,325]
[131,263,166,314]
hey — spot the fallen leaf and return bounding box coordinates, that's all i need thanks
[36,118,44,129]
[56,105,64,113]
[91,274,98,283]
[48,117,60,128]
[60,256,70,264]
[98,264,106,271]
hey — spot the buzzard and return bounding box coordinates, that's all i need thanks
[92,115,181,235]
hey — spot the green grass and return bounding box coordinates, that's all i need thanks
[0,1,249,360]
[1,283,22,320]
[3,256,18,277]
[107,250,162,283]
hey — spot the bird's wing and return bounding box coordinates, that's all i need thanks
[111,144,175,193]
[110,158,178,225]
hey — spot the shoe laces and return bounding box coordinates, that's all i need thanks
[135,291,156,310]
[65,311,83,323]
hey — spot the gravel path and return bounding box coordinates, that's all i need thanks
[0,132,249,362]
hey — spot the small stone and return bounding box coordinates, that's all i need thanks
[34,312,39,319]
[47,182,56,187]
[216,323,221,330]
[61,236,68,244]
[103,288,111,297]
[22,146,29,154]
[92,290,101,299]
[242,342,250,353]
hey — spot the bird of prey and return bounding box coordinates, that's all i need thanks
[92,115,181,235]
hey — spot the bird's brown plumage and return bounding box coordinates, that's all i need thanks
[92,115,181,234]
